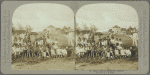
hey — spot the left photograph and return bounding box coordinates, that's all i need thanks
[11,3,75,70]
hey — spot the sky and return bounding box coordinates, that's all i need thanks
[12,3,74,32]
[76,3,139,32]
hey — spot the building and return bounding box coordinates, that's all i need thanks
[55,28,62,34]
[121,28,127,35]
[112,25,121,34]
[126,27,137,35]
[46,25,56,34]
[129,27,137,33]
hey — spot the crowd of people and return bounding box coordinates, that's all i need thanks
[12,32,68,62]
[76,33,133,59]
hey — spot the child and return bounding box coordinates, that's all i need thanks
[120,47,126,59]
[46,45,50,57]
[106,36,111,47]
[114,47,119,59]
[76,44,80,55]
[56,47,62,58]
[103,46,107,58]
[110,47,113,59]
[101,39,105,47]
[104,37,107,46]
[118,38,123,47]
[62,47,67,57]
[106,47,110,59]
[115,38,119,47]
[80,45,85,56]
[126,47,131,58]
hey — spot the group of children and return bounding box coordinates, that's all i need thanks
[12,34,69,62]
[76,34,132,59]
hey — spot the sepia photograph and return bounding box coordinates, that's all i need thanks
[11,3,75,70]
[75,3,138,70]
[1,1,149,74]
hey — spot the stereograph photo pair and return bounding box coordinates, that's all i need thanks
[1,1,149,74]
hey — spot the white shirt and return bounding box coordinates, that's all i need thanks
[110,39,115,44]
[54,41,58,44]
[120,50,126,55]
[115,50,119,55]
[115,41,119,46]
[76,47,80,54]
[53,45,58,49]
[62,49,67,55]
[103,48,107,51]
[117,46,122,50]
[20,34,25,39]
[12,47,16,54]
[46,39,51,43]
[118,41,122,46]
[102,41,105,45]
[107,52,110,57]
[84,34,89,39]
[56,49,62,55]
[104,40,107,45]
[126,49,131,56]
[51,49,56,55]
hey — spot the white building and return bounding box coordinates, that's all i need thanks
[112,25,121,34]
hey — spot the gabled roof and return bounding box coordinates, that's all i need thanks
[47,25,55,28]
[113,25,120,28]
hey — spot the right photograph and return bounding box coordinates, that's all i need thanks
[75,3,138,70]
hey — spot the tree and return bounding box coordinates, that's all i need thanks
[17,22,24,30]
[90,23,98,33]
[81,22,89,30]
[25,25,33,33]
[12,23,16,35]
[75,23,81,35]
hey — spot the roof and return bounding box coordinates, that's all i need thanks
[108,29,114,33]
[113,25,120,28]
[128,27,136,30]
[126,30,132,35]
[121,28,127,31]
[95,32,103,35]
[47,25,55,28]
[14,30,26,35]
[56,28,61,31]
[29,32,38,35]
[80,30,91,34]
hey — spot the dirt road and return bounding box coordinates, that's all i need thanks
[12,58,75,70]
[76,59,138,70]
[12,58,138,70]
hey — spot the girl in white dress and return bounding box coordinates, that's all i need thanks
[114,47,119,59]
[120,47,126,59]
[126,47,131,57]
